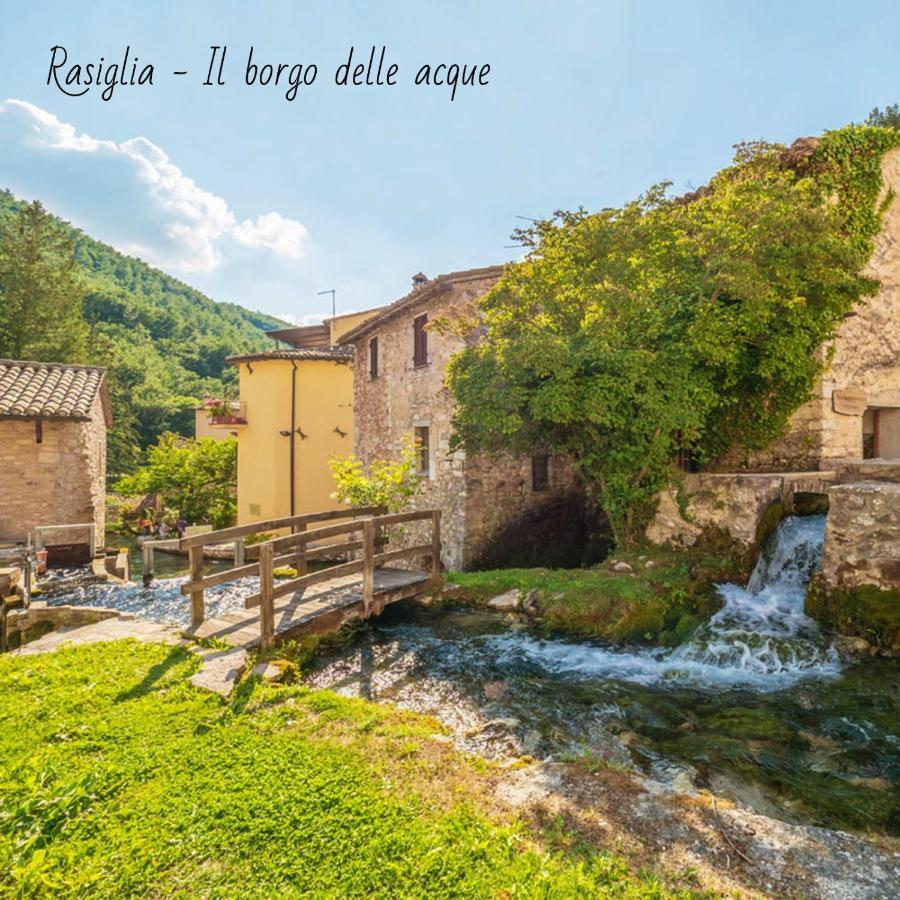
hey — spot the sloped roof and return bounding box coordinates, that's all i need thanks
[336,265,505,345]
[0,360,109,422]
[265,324,331,349]
[226,347,354,365]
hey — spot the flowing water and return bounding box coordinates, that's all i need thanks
[304,515,900,833]
[37,515,899,832]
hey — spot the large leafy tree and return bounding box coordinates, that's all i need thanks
[447,128,899,544]
[0,200,88,362]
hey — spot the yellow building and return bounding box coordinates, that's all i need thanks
[224,309,380,526]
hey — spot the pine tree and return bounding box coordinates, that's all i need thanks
[0,200,88,362]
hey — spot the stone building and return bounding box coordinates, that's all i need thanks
[338,267,586,571]
[0,360,109,554]
[714,144,900,472]
[650,145,900,614]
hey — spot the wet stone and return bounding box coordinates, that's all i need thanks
[487,589,520,610]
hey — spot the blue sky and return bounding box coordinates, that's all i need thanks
[1,0,899,322]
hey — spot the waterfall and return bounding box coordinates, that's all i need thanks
[495,514,841,689]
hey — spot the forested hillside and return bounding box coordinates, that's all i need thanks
[0,190,286,475]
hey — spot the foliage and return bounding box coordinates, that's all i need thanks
[447,126,900,543]
[0,190,285,477]
[114,433,237,528]
[0,641,684,897]
[329,434,424,512]
[866,104,900,129]
[0,200,88,363]
[448,541,736,645]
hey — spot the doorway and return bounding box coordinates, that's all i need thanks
[863,407,900,459]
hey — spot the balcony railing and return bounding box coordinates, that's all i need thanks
[207,400,247,427]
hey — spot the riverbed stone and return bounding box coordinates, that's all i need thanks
[487,589,520,610]
[522,588,540,615]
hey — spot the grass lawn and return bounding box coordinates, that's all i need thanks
[447,544,741,645]
[0,640,695,898]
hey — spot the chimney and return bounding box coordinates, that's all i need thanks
[411,272,429,290]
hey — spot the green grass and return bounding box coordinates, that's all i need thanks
[0,640,693,898]
[447,545,740,645]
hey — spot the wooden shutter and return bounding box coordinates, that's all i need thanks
[413,314,428,366]
[369,337,379,378]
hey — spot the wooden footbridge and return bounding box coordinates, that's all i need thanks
[178,507,441,650]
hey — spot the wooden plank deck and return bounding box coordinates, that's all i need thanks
[183,567,430,649]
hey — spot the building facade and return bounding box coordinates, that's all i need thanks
[0,360,109,550]
[714,144,900,472]
[226,309,381,526]
[338,267,585,571]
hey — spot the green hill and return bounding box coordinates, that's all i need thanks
[0,189,286,475]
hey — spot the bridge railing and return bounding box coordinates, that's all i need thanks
[179,507,441,648]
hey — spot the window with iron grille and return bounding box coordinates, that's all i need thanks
[532,455,549,491]
[369,336,379,379]
[413,314,428,367]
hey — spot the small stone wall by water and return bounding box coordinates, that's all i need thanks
[4,603,122,651]
[807,482,900,654]
[645,472,835,552]
[821,482,900,591]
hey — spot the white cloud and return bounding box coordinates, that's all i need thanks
[233,212,309,260]
[0,98,311,273]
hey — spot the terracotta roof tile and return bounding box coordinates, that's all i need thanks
[0,360,106,419]
[226,347,354,364]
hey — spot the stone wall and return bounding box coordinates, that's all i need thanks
[819,482,900,591]
[463,452,582,569]
[350,275,495,569]
[0,393,107,545]
[807,480,900,653]
[713,146,900,472]
[349,272,582,570]
[645,471,836,551]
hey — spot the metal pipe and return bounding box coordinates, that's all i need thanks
[289,361,298,518]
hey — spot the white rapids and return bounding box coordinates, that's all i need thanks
[488,515,841,690]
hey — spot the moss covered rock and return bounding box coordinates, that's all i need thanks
[806,574,900,655]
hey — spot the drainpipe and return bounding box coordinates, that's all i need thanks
[289,361,298,517]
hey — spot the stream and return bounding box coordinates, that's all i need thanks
[40,515,899,833]
[304,515,900,834]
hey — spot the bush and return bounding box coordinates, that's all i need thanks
[329,434,423,512]
[114,433,237,528]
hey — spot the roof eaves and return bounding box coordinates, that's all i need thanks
[336,265,505,345]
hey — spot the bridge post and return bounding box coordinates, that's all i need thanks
[142,543,154,579]
[189,544,205,627]
[259,541,275,649]
[294,522,308,577]
[431,510,442,579]
[362,519,375,617]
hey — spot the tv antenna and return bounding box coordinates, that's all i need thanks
[318,289,336,319]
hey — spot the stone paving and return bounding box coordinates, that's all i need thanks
[12,615,181,655]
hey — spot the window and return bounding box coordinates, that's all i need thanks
[532,455,549,491]
[369,336,379,379]
[414,426,430,476]
[413,314,428,367]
